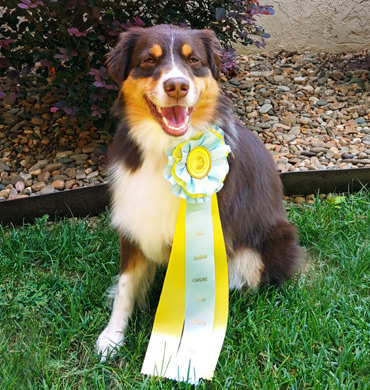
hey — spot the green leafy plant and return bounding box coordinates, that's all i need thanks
[326,194,347,209]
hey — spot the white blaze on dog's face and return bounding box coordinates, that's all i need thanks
[107,25,222,153]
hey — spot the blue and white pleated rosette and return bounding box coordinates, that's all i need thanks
[163,127,231,203]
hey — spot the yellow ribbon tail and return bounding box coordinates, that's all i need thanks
[141,194,228,384]
[141,199,186,377]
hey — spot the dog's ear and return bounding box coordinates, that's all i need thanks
[106,29,139,84]
[198,29,222,81]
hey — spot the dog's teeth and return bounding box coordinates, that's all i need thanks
[157,107,162,114]
[184,116,189,125]
[163,117,169,126]
[185,106,189,113]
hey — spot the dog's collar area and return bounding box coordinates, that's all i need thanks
[146,97,194,136]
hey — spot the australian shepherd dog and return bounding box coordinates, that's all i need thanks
[97,24,304,360]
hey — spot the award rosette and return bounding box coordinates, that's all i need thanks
[141,127,231,384]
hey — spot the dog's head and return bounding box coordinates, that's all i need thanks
[107,25,222,150]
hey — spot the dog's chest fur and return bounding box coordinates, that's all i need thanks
[110,154,181,263]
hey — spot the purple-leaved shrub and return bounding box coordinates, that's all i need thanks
[0,0,273,128]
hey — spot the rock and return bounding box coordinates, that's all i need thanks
[71,153,89,161]
[38,171,51,182]
[310,157,321,168]
[76,170,87,180]
[3,114,19,126]
[51,175,68,181]
[10,175,24,186]
[283,134,296,142]
[64,168,77,178]
[44,163,63,172]
[273,75,285,83]
[8,188,19,200]
[310,147,328,154]
[39,185,56,195]
[342,159,370,164]
[31,117,44,126]
[330,102,345,110]
[300,117,312,125]
[28,159,49,172]
[22,187,32,196]
[55,151,74,158]
[356,117,366,124]
[317,99,328,106]
[247,111,258,119]
[259,104,273,114]
[229,79,240,86]
[15,181,25,192]
[0,190,9,199]
[20,172,32,181]
[31,182,47,192]
[294,76,306,85]
[57,157,74,164]
[300,151,316,157]
[82,145,97,154]
[326,150,335,159]
[30,168,42,177]
[277,157,289,165]
[65,179,76,189]
[50,180,64,190]
[0,161,10,172]
[86,171,99,180]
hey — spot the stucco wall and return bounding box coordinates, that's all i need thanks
[239,0,370,53]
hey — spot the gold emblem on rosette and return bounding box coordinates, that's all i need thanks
[186,146,212,179]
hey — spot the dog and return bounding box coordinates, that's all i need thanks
[96,24,304,361]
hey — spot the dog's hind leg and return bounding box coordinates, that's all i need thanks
[97,237,155,362]
[260,220,305,285]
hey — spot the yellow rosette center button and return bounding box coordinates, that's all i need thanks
[186,146,212,179]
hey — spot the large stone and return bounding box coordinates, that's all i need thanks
[51,180,65,190]
[31,117,44,126]
[38,171,51,182]
[15,181,25,192]
[39,185,56,195]
[259,104,273,114]
[31,182,47,192]
[0,161,11,172]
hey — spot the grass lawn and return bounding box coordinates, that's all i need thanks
[0,190,369,389]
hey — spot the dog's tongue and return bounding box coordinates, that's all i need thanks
[161,106,187,127]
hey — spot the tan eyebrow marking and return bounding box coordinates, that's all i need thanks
[150,44,163,58]
[182,43,193,57]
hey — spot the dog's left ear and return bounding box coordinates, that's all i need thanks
[106,29,140,85]
[199,29,222,81]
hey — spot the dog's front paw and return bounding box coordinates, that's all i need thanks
[96,327,124,362]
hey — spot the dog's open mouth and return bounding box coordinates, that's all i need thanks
[146,98,194,136]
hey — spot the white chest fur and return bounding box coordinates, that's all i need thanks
[110,154,181,263]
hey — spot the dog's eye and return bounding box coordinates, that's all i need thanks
[188,56,200,64]
[142,57,156,64]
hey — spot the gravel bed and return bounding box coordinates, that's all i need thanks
[223,50,370,173]
[1,50,370,201]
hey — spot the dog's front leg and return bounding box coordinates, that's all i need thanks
[97,237,155,362]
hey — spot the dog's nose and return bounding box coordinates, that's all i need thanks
[163,77,189,99]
